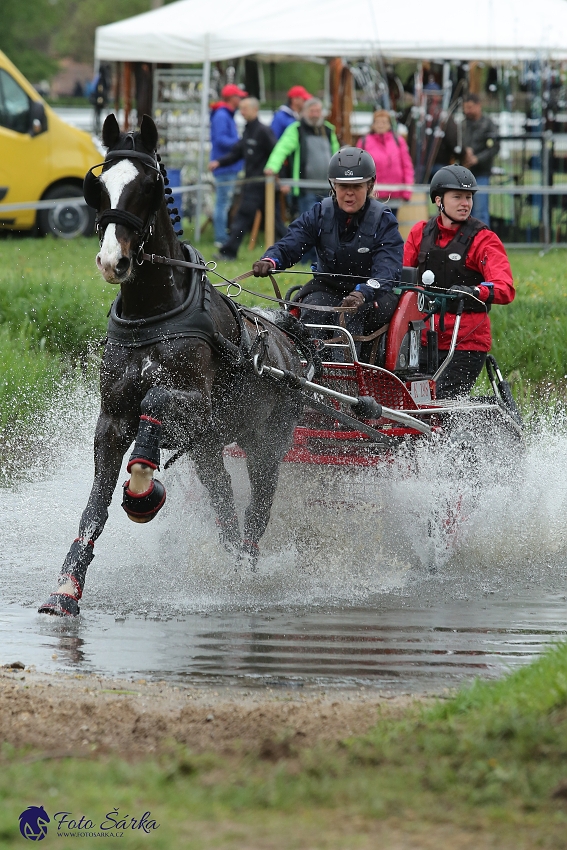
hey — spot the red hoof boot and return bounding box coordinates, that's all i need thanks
[240,539,260,571]
[122,478,166,523]
[38,593,80,617]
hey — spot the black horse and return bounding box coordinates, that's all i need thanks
[39,114,305,616]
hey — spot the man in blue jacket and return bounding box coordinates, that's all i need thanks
[271,85,312,139]
[210,83,247,245]
[252,147,403,353]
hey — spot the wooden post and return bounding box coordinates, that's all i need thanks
[264,176,275,249]
[123,61,132,131]
[328,58,353,146]
[329,58,343,141]
[340,65,353,147]
[248,209,263,251]
[114,62,121,116]
[469,61,482,95]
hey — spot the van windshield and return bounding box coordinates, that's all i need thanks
[0,69,31,134]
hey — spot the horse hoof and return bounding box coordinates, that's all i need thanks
[216,515,240,550]
[122,478,166,522]
[239,540,260,572]
[38,593,80,617]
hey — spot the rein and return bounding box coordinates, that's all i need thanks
[139,252,359,313]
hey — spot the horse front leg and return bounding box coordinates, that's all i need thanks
[121,386,171,523]
[38,412,134,617]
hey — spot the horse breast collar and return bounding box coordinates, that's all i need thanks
[106,245,219,349]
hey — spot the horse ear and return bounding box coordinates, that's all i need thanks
[102,114,121,148]
[140,114,158,153]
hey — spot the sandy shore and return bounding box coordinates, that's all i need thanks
[0,662,431,758]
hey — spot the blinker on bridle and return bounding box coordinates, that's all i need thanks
[84,145,164,250]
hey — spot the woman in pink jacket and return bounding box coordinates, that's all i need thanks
[357,110,414,218]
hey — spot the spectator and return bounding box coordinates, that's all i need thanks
[209,83,247,246]
[459,93,500,226]
[357,110,414,218]
[271,85,312,139]
[89,64,110,135]
[209,97,286,260]
[265,98,339,215]
[264,98,339,263]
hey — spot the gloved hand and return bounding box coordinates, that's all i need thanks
[340,290,365,309]
[448,284,481,299]
[252,260,274,277]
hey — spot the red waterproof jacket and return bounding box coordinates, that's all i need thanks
[403,216,515,351]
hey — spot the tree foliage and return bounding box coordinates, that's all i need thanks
[0,0,62,81]
[1,0,177,81]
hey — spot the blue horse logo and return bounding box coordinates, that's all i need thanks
[18,806,50,841]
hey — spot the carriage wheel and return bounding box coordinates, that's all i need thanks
[38,183,96,239]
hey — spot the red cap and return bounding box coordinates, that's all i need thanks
[221,83,248,99]
[287,85,312,100]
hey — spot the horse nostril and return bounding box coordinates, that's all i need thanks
[115,257,131,277]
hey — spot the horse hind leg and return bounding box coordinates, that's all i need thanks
[240,449,283,570]
[122,387,170,523]
[192,442,241,551]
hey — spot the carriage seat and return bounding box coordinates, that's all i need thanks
[357,267,426,372]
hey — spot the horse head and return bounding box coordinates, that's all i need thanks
[85,114,168,284]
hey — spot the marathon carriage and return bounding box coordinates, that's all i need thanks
[254,270,523,470]
[222,269,522,574]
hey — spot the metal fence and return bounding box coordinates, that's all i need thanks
[4,158,567,249]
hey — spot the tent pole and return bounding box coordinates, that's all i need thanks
[195,42,211,244]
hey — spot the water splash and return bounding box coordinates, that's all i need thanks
[3,383,567,617]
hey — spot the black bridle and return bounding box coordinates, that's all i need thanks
[84,144,164,251]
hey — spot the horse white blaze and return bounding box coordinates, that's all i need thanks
[96,160,139,280]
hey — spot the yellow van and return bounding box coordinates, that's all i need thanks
[0,50,101,238]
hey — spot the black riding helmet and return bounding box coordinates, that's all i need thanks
[429,165,478,202]
[328,147,376,190]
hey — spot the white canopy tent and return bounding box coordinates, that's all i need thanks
[95,0,567,237]
[95,0,567,64]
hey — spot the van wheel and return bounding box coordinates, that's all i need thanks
[37,184,95,239]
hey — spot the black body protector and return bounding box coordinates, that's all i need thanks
[418,215,491,312]
[299,197,386,299]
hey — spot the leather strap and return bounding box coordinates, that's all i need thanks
[140,254,358,313]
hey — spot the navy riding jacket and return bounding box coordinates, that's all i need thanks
[262,197,403,297]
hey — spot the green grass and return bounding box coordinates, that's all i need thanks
[0,231,566,430]
[0,235,114,354]
[2,643,567,846]
[489,249,567,396]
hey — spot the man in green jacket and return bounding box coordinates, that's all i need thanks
[264,97,340,217]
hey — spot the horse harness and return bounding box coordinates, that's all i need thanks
[88,141,325,379]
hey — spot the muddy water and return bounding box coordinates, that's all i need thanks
[2,389,567,693]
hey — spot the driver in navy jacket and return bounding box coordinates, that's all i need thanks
[252,147,404,346]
